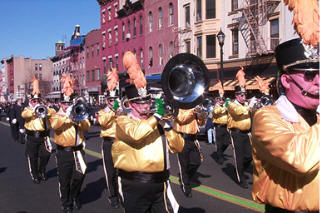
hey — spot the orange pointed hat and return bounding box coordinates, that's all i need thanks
[217,80,224,98]
[31,76,41,99]
[123,51,149,102]
[105,67,119,99]
[60,74,75,103]
[255,76,270,95]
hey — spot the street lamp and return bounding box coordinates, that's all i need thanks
[217,29,225,88]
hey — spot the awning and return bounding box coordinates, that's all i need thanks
[209,76,275,91]
[45,91,61,99]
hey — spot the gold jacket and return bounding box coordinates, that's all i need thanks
[98,108,116,138]
[227,101,251,131]
[251,102,319,211]
[174,108,205,134]
[112,115,184,172]
[21,106,56,131]
[212,105,228,125]
[49,109,91,147]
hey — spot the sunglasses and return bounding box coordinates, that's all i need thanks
[289,70,318,82]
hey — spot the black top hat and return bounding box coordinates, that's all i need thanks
[104,89,119,99]
[125,84,150,103]
[60,93,75,103]
[234,86,246,94]
[275,38,319,72]
[31,93,41,100]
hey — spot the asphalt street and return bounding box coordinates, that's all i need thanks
[0,120,265,213]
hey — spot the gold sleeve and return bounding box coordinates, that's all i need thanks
[228,102,250,117]
[49,114,73,131]
[21,107,35,120]
[115,115,157,143]
[98,109,116,128]
[252,108,320,176]
[175,109,195,125]
[213,106,227,115]
[79,119,91,132]
[47,107,56,118]
[165,129,184,153]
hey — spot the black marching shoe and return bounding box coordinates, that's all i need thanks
[73,199,81,210]
[183,187,192,198]
[39,172,47,181]
[110,197,120,209]
[239,179,249,189]
[32,177,41,184]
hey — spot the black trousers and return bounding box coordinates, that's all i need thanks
[25,135,51,180]
[215,125,230,161]
[10,123,18,141]
[56,149,86,209]
[265,204,319,213]
[230,130,252,183]
[177,134,201,193]
[102,137,119,202]
[119,177,178,213]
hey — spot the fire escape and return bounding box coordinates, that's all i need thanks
[236,0,281,56]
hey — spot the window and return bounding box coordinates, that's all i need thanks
[109,57,113,69]
[197,36,202,58]
[91,70,95,81]
[206,0,216,19]
[39,64,42,71]
[108,29,112,46]
[97,43,100,55]
[102,31,106,49]
[115,27,118,43]
[149,12,153,32]
[86,71,90,81]
[169,3,174,26]
[159,44,163,65]
[231,0,238,11]
[185,5,190,28]
[185,40,191,53]
[127,20,131,34]
[133,18,137,37]
[206,34,216,58]
[96,69,100,80]
[39,73,42,81]
[108,7,111,21]
[35,73,38,79]
[196,0,202,21]
[103,59,107,73]
[139,16,143,35]
[114,3,118,17]
[86,47,90,57]
[35,63,38,71]
[169,41,174,58]
[149,47,153,67]
[122,22,125,40]
[91,45,94,57]
[140,49,143,67]
[232,28,239,55]
[115,55,119,70]
[270,19,279,50]
[158,7,163,29]
[102,10,106,23]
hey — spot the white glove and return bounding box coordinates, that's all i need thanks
[317,105,320,114]
[249,97,257,108]
[6,117,9,121]
[11,118,17,124]
[19,129,25,134]
[66,105,73,118]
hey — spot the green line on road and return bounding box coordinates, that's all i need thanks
[0,121,264,212]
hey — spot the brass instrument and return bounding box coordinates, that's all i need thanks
[71,97,89,122]
[161,53,209,110]
[35,105,48,118]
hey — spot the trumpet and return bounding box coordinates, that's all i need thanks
[35,105,48,118]
[71,103,88,122]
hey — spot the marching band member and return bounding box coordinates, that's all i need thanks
[252,38,319,212]
[212,81,230,165]
[98,68,120,209]
[21,77,55,184]
[175,107,206,197]
[112,51,184,213]
[227,67,252,189]
[49,75,90,213]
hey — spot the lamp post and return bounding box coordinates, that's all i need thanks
[217,29,225,88]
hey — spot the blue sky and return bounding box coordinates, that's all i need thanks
[0,0,100,60]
